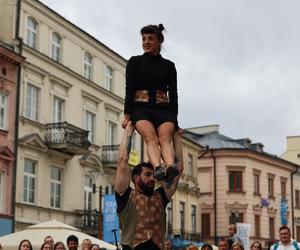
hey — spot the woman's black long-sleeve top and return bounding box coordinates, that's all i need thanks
[124,52,178,116]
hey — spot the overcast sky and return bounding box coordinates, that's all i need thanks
[41,0,300,155]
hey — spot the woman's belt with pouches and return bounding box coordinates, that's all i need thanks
[134,90,169,103]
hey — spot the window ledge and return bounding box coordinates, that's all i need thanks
[0,129,8,135]
[19,116,44,130]
[254,193,261,197]
[227,190,246,194]
[268,195,276,200]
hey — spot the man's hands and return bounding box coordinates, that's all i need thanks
[122,114,131,129]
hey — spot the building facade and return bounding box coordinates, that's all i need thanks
[185,125,297,247]
[167,136,203,241]
[0,0,144,235]
[0,43,24,236]
[281,136,300,241]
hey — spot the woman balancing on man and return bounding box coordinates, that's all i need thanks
[122,24,179,185]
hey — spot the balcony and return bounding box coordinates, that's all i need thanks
[101,145,119,166]
[75,209,99,236]
[44,122,91,155]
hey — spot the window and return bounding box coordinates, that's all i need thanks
[83,52,92,80]
[23,159,36,204]
[53,97,64,123]
[296,226,300,242]
[229,171,242,192]
[0,93,7,130]
[108,121,117,145]
[51,167,62,209]
[253,174,260,195]
[85,111,95,143]
[25,84,39,121]
[191,205,196,233]
[104,66,113,91]
[187,154,193,176]
[0,172,5,213]
[201,213,211,237]
[296,190,300,208]
[26,17,37,48]
[269,217,275,239]
[229,211,243,224]
[166,201,173,235]
[84,175,92,210]
[281,180,286,199]
[51,33,61,62]
[255,215,260,238]
[268,177,274,197]
[180,202,185,232]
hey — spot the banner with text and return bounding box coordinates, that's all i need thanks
[237,223,251,250]
[103,195,120,243]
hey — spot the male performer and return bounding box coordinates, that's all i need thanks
[115,121,183,250]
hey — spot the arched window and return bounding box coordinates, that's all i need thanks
[26,17,38,48]
[51,33,61,62]
[83,52,92,80]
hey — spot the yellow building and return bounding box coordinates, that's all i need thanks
[0,0,141,234]
[281,136,300,241]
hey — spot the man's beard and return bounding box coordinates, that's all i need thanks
[138,181,154,196]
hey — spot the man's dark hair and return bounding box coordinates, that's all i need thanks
[131,162,154,183]
[66,235,78,245]
[279,225,290,233]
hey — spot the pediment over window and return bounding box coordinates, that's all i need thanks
[201,202,214,209]
[80,153,103,173]
[0,146,14,161]
[225,201,248,210]
[19,133,48,152]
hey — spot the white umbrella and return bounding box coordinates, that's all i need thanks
[0,220,116,250]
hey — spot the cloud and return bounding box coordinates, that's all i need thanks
[41,0,300,155]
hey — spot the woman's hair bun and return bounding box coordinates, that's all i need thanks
[158,24,165,32]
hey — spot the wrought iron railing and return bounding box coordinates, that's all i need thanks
[44,122,90,149]
[75,209,98,230]
[102,145,119,164]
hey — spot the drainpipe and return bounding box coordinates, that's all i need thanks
[11,0,22,233]
[291,166,298,238]
[211,149,217,245]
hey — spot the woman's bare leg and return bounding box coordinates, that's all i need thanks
[157,122,175,166]
[135,120,161,167]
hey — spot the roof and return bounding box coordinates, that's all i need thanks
[183,129,299,168]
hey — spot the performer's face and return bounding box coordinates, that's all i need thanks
[142,33,160,55]
[136,167,155,194]
[279,228,291,243]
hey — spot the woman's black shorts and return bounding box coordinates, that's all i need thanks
[131,104,177,128]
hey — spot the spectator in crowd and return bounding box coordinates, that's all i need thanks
[18,239,33,250]
[251,241,262,250]
[201,243,213,250]
[232,241,244,250]
[186,245,198,250]
[54,242,66,250]
[0,243,2,250]
[44,236,54,246]
[40,242,53,250]
[66,235,79,250]
[82,239,91,250]
[228,224,243,248]
[218,238,229,250]
[271,226,300,250]
[163,239,172,250]
[89,244,100,250]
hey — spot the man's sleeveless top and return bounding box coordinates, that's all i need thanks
[118,189,166,249]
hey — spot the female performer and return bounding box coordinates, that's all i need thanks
[122,24,179,184]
